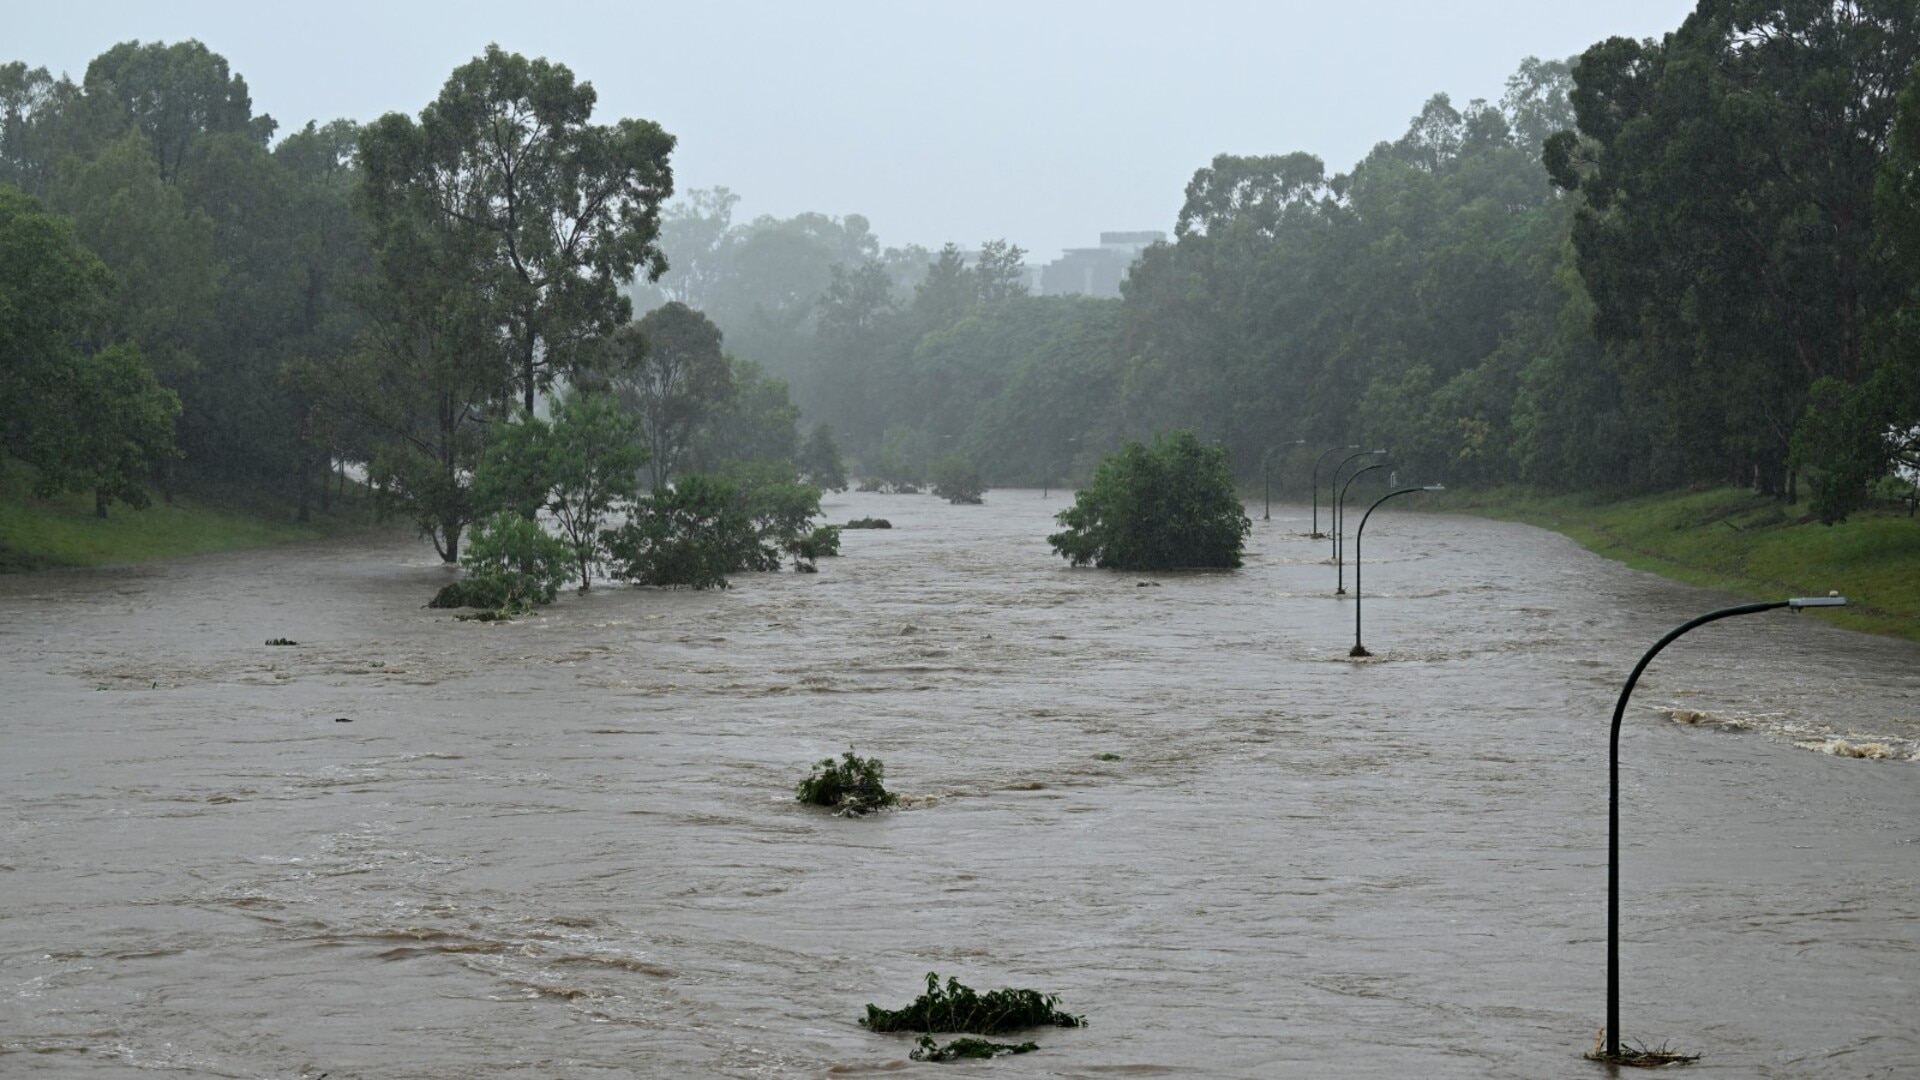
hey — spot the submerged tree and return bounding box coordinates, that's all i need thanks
[472,392,646,589]
[1049,430,1249,570]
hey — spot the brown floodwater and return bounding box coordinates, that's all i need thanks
[2,492,1915,1078]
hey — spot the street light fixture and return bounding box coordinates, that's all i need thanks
[1348,484,1443,656]
[1263,439,1306,521]
[1334,462,1386,593]
[1309,445,1359,538]
[1598,595,1849,1063]
[1328,449,1386,557]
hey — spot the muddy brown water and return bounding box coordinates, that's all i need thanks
[2,492,1916,1078]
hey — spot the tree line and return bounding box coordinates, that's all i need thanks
[6,3,1918,552]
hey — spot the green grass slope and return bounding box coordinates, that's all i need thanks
[0,463,381,571]
[1424,487,1920,643]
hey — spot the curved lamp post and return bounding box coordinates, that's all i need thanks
[1328,449,1386,557]
[1349,484,1443,656]
[1601,595,1848,1061]
[1263,439,1306,521]
[1334,463,1386,594]
[1309,444,1359,538]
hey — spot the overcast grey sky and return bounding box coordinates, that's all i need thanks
[13,1,1699,262]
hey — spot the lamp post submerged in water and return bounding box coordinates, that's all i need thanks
[1325,449,1381,552]
[1598,595,1848,1063]
[1334,462,1386,594]
[1263,439,1306,521]
[1348,484,1442,656]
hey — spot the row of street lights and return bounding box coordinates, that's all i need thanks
[1258,441,1855,1062]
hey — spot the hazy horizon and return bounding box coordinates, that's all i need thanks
[13,1,1700,263]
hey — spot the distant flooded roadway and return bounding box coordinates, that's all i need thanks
[3,492,1916,1078]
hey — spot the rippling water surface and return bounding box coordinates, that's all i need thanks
[3,492,1916,1078]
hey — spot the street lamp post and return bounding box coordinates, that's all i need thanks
[1334,463,1386,594]
[1349,485,1443,656]
[1263,439,1306,521]
[1044,437,1078,499]
[1599,595,1848,1062]
[1310,445,1361,539]
[1328,449,1385,558]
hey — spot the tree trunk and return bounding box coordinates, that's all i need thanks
[296,452,313,524]
[94,489,108,519]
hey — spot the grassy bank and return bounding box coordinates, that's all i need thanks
[0,464,385,572]
[1420,486,1920,642]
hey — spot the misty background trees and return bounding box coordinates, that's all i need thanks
[4,4,1917,553]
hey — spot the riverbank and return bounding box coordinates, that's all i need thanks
[0,463,386,572]
[1420,486,1920,642]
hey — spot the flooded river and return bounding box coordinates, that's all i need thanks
[3,492,1916,1078]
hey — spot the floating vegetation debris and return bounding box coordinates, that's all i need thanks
[845,517,893,529]
[264,637,298,646]
[1585,1032,1701,1068]
[910,1035,1039,1061]
[861,972,1085,1035]
[795,748,898,816]
[1097,753,1122,761]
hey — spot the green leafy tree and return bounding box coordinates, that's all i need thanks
[0,185,179,516]
[930,454,985,503]
[632,185,739,311]
[0,62,81,197]
[1049,430,1249,570]
[687,355,801,472]
[452,509,574,612]
[972,238,1028,305]
[797,423,848,490]
[1549,6,1920,495]
[307,168,502,561]
[45,129,217,387]
[358,45,676,416]
[72,39,274,184]
[602,473,751,589]
[472,392,647,589]
[610,301,734,487]
[721,459,826,570]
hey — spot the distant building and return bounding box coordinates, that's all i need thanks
[1037,231,1165,298]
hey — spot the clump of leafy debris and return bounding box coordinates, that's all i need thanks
[1585,1033,1701,1068]
[795,749,898,816]
[910,1035,1038,1061]
[861,972,1084,1035]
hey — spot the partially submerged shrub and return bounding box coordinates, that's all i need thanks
[603,475,746,589]
[845,517,892,529]
[861,972,1085,1035]
[433,512,574,617]
[788,524,841,569]
[607,465,832,588]
[911,1035,1039,1062]
[428,576,511,610]
[1049,430,1248,570]
[930,455,986,504]
[796,749,898,815]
